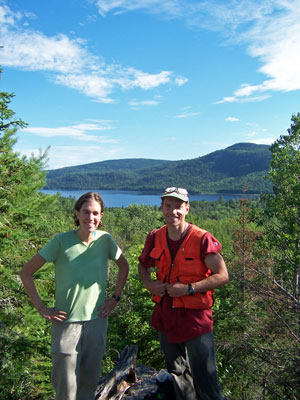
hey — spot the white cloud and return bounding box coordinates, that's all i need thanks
[94,1,300,101]
[16,145,124,169]
[22,123,118,143]
[133,70,171,89]
[56,69,176,102]
[55,74,115,103]
[211,1,300,101]
[0,3,187,102]
[247,131,258,138]
[2,0,299,105]
[48,145,123,169]
[175,111,200,118]
[249,138,276,145]
[1,32,94,74]
[114,69,173,90]
[128,99,159,106]
[215,94,271,104]
[174,76,188,86]
[226,117,240,122]
[95,0,182,18]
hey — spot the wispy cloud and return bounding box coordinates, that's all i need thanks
[0,3,187,103]
[206,1,300,102]
[22,122,118,143]
[175,111,200,119]
[94,0,300,102]
[215,94,271,104]
[247,131,258,138]
[226,117,240,122]
[236,122,277,145]
[174,77,188,86]
[249,138,276,145]
[16,145,124,169]
[120,69,173,89]
[95,0,182,18]
[128,98,160,107]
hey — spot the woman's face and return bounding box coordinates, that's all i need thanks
[75,200,103,233]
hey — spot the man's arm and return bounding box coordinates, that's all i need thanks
[20,253,68,322]
[195,252,229,292]
[98,253,129,317]
[138,262,166,297]
[166,253,229,297]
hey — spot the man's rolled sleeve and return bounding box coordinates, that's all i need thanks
[138,230,157,269]
[200,232,222,261]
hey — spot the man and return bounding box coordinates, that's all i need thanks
[138,187,229,400]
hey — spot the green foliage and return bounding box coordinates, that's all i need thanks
[251,114,300,397]
[102,204,164,249]
[45,143,273,194]
[258,113,300,296]
[0,68,27,132]
[104,244,164,373]
[218,136,300,400]
[0,68,65,400]
[3,189,299,399]
[1,71,299,399]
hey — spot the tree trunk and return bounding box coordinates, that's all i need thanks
[95,345,138,400]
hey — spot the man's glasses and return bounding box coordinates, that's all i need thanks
[164,187,189,196]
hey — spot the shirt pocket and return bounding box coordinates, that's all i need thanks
[149,247,168,282]
[177,253,208,283]
[149,247,165,260]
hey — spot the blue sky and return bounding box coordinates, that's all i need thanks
[1,0,299,170]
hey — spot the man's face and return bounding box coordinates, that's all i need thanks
[161,196,190,228]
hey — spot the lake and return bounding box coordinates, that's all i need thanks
[42,189,255,208]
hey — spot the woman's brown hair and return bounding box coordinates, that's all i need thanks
[73,192,104,227]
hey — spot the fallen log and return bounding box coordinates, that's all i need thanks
[95,345,174,400]
[95,345,139,400]
[123,365,159,400]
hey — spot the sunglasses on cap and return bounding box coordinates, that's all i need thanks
[163,187,189,196]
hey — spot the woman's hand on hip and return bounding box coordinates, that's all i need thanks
[38,305,68,323]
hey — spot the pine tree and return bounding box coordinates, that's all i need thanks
[226,115,300,399]
[260,113,300,299]
[0,67,59,399]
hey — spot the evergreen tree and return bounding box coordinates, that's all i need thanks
[256,114,300,398]
[0,68,27,132]
[224,114,300,399]
[0,67,59,399]
[259,113,300,299]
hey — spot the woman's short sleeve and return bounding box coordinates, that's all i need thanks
[38,235,60,262]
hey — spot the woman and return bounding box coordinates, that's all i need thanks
[20,192,129,400]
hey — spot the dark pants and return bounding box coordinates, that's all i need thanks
[158,331,224,400]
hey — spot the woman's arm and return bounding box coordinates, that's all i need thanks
[98,253,129,318]
[112,253,130,297]
[20,253,68,323]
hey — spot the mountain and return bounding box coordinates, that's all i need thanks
[45,143,273,194]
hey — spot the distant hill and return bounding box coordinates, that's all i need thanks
[45,143,273,194]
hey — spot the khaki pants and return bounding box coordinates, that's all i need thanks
[51,318,108,400]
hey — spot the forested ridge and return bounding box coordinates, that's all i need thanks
[1,68,299,399]
[45,143,273,194]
